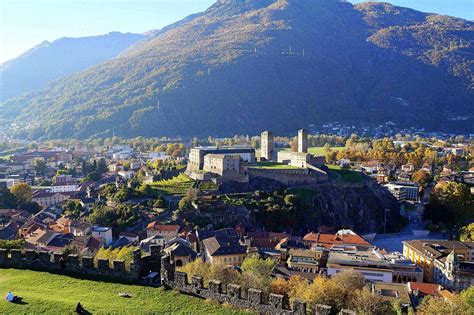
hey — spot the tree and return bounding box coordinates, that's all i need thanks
[186,188,199,201]
[178,197,191,210]
[284,194,298,206]
[172,149,183,159]
[459,223,474,242]
[97,158,108,174]
[152,197,165,209]
[241,254,276,277]
[461,286,474,314]
[352,287,392,314]
[89,205,139,233]
[411,169,432,187]
[34,159,47,176]
[86,171,101,181]
[425,181,474,225]
[0,188,18,209]
[11,183,32,206]
[63,200,84,219]
[20,201,41,214]
[0,240,24,250]
[418,295,468,314]
[323,143,331,154]
[270,277,290,296]
[113,187,135,202]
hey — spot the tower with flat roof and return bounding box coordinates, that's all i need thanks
[298,129,308,153]
[260,131,274,161]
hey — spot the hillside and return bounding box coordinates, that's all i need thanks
[0,32,146,100]
[1,0,473,139]
[0,269,249,314]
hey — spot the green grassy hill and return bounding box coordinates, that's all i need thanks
[0,269,250,314]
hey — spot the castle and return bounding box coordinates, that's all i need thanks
[186,130,328,186]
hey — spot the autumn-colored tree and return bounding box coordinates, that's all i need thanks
[351,287,392,314]
[270,277,290,296]
[418,295,468,314]
[411,169,432,187]
[11,183,32,206]
[290,137,298,152]
[434,181,473,222]
[461,286,474,314]
[459,223,474,242]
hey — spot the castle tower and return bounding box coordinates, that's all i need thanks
[298,129,308,153]
[260,131,274,161]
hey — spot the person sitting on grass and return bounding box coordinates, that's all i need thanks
[75,302,87,314]
[5,292,21,303]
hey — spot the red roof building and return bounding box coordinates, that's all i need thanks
[302,231,370,249]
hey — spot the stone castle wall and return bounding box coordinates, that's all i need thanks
[0,245,163,283]
[161,255,345,315]
[248,167,328,186]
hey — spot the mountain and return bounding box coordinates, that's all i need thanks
[1,0,473,140]
[0,32,146,101]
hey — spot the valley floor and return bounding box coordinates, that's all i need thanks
[0,269,250,314]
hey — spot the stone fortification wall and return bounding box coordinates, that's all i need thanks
[248,167,328,186]
[0,245,162,283]
[161,255,345,315]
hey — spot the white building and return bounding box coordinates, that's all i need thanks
[92,226,113,247]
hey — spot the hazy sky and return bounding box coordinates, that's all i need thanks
[1,0,473,63]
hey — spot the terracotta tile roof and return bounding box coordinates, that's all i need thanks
[408,282,441,297]
[146,221,180,232]
[303,232,370,248]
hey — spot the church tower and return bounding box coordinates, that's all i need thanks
[261,131,274,161]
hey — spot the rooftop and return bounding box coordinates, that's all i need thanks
[203,236,247,256]
[303,232,370,248]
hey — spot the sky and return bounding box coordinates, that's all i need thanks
[1,0,473,64]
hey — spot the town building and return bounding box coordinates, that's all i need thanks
[372,282,412,310]
[163,238,198,267]
[403,240,474,291]
[0,179,14,189]
[327,246,423,283]
[91,226,113,247]
[50,182,79,193]
[202,235,247,266]
[32,190,74,207]
[146,222,180,242]
[384,181,419,202]
[302,230,371,249]
[286,247,327,274]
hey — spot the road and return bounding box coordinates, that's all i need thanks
[372,185,446,252]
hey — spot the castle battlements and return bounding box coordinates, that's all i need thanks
[160,255,348,315]
[0,245,163,282]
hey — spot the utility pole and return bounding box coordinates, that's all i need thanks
[384,208,390,234]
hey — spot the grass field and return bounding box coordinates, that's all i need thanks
[327,165,364,183]
[150,174,195,195]
[0,269,250,314]
[250,162,302,170]
[278,146,345,156]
